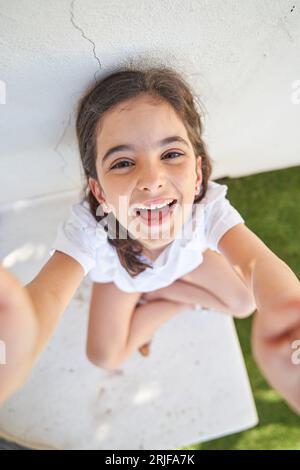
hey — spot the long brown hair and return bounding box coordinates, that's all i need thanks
[76,63,214,277]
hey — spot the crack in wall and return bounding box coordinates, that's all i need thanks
[70,0,102,83]
[55,0,103,187]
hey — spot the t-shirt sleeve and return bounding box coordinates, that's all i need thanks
[204,181,245,252]
[88,248,117,283]
[48,199,108,276]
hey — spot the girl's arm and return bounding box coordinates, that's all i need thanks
[218,223,300,414]
[0,251,84,405]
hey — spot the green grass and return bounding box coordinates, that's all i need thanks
[180,165,300,450]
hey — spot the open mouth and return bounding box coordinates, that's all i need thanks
[135,199,177,225]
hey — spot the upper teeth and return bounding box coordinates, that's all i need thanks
[133,199,174,213]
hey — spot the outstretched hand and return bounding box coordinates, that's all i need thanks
[252,295,300,414]
[0,265,38,404]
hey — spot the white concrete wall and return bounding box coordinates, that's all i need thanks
[0,0,299,205]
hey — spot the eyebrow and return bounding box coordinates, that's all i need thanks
[101,135,190,165]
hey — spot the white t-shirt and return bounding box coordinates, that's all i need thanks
[49,181,245,293]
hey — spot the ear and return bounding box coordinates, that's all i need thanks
[195,155,202,188]
[88,177,105,205]
[88,177,112,214]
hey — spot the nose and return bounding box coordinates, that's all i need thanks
[136,162,165,192]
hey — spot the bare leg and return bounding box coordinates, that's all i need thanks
[142,279,237,316]
[135,280,235,359]
[116,299,191,367]
[134,278,247,361]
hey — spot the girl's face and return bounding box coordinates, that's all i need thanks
[89,93,202,254]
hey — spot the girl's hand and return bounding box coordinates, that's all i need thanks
[0,265,38,404]
[252,295,300,414]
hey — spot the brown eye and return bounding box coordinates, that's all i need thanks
[162,152,184,160]
[110,160,134,170]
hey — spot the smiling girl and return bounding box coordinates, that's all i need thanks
[1,64,300,413]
